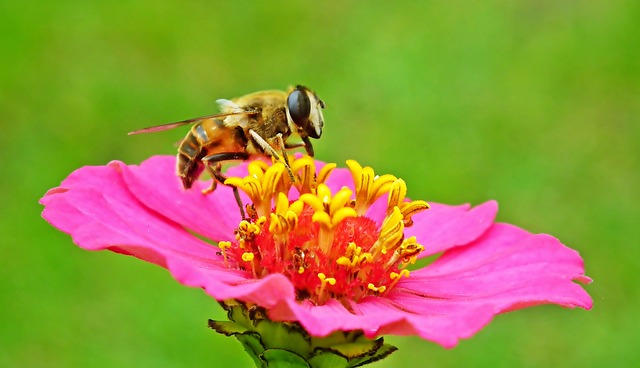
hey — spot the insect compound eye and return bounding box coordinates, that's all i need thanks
[287,88,311,128]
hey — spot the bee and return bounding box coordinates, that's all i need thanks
[128,85,325,218]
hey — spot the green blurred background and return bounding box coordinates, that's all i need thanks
[2,0,638,366]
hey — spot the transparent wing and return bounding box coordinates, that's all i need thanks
[127,110,259,135]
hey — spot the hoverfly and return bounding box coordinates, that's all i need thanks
[128,85,325,218]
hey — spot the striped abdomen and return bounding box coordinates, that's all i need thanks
[177,118,247,189]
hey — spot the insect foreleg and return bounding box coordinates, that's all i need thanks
[248,130,295,182]
[275,133,294,181]
[301,136,314,157]
[284,141,305,149]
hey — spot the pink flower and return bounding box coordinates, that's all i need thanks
[40,155,592,348]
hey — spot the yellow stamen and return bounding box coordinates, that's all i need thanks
[317,273,336,303]
[358,253,373,264]
[311,211,332,229]
[371,206,405,258]
[237,219,263,238]
[335,242,374,270]
[301,186,357,229]
[274,192,290,214]
[289,155,315,193]
[331,207,357,226]
[336,256,352,267]
[346,160,398,215]
[367,283,387,294]
[329,187,354,214]
[218,156,429,304]
[300,185,359,255]
[242,252,257,278]
[388,269,410,290]
[385,237,425,270]
[387,179,430,226]
[269,199,300,235]
[317,163,337,185]
[218,241,231,267]
[300,192,324,213]
[398,236,425,259]
[225,161,289,216]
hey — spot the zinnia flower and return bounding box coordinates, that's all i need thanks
[40,155,592,351]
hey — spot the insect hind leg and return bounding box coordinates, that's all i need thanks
[202,152,250,219]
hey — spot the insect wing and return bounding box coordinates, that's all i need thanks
[128,110,258,135]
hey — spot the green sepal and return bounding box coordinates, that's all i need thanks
[315,337,382,359]
[349,344,398,368]
[307,351,350,368]
[236,332,265,367]
[309,330,365,348]
[256,319,311,357]
[209,301,399,367]
[260,348,311,368]
[207,320,248,336]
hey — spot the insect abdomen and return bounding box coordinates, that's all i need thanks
[177,120,211,189]
[176,118,248,189]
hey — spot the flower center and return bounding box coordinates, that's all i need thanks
[218,156,429,307]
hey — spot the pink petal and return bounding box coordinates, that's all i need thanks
[323,166,355,190]
[405,201,499,257]
[264,295,496,348]
[361,298,496,347]
[164,259,294,301]
[39,158,298,304]
[40,160,237,279]
[119,156,240,240]
[399,223,593,312]
[253,222,590,347]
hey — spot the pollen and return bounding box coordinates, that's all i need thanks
[241,252,255,262]
[367,283,387,294]
[219,156,429,307]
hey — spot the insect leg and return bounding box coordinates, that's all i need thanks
[248,129,295,182]
[249,129,282,160]
[202,163,222,193]
[284,141,305,149]
[301,136,315,157]
[202,152,250,219]
[275,133,295,181]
